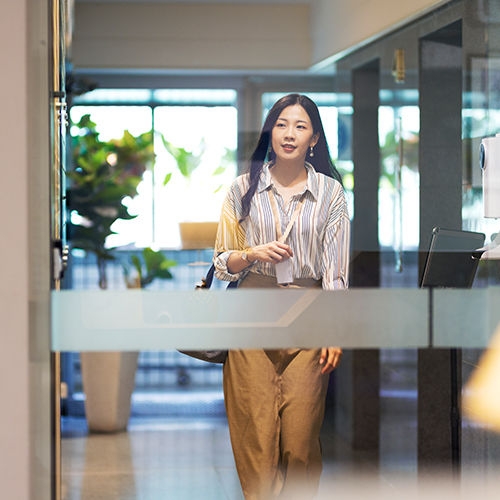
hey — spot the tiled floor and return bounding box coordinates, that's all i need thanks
[62,415,241,500]
[61,380,500,499]
[61,387,417,500]
[61,413,395,500]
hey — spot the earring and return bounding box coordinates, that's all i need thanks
[309,146,314,158]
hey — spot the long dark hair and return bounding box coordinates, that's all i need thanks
[240,93,343,219]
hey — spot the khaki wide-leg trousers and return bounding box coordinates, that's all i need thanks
[223,273,328,499]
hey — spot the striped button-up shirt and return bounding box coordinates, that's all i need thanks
[214,162,350,290]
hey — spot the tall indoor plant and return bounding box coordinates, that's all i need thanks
[67,113,155,288]
[67,114,159,432]
[76,247,176,433]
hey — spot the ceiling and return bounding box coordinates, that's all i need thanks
[75,0,311,4]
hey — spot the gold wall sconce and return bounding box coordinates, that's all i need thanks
[392,48,405,83]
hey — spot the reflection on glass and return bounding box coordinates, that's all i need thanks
[153,105,237,248]
[378,105,419,252]
[463,322,500,432]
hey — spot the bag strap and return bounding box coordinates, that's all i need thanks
[196,263,239,290]
[196,263,215,289]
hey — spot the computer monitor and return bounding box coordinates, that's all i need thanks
[420,227,486,288]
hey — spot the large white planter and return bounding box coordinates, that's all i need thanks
[80,351,139,433]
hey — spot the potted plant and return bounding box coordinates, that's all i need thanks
[67,114,160,432]
[67,113,155,289]
[77,247,176,433]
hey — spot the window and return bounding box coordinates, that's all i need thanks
[379,105,420,251]
[70,89,238,249]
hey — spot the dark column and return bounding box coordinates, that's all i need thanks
[418,23,463,474]
[352,60,381,288]
[334,60,380,454]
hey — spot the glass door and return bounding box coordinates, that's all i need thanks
[50,1,71,499]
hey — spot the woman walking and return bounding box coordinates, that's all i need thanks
[214,93,350,499]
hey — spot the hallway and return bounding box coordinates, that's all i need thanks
[61,382,500,499]
[61,385,418,500]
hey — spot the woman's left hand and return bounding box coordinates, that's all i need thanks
[319,347,343,374]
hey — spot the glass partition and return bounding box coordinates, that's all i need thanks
[52,288,431,351]
[58,3,500,498]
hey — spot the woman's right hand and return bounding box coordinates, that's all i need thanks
[226,241,293,274]
[250,241,293,264]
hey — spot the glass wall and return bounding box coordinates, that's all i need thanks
[57,1,500,498]
[64,85,353,416]
[332,0,500,481]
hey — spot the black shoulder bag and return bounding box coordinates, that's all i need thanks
[178,264,237,363]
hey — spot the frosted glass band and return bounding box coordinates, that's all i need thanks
[51,288,500,351]
[51,288,429,351]
[433,288,500,347]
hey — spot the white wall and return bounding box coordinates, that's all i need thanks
[310,0,450,67]
[0,0,31,497]
[0,0,51,499]
[73,0,450,73]
[73,2,311,71]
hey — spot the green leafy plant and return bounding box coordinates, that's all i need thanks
[122,247,177,288]
[67,114,156,289]
[162,137,234,197]
[162,138,205,185]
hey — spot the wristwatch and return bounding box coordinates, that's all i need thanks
[241,250,252,263]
